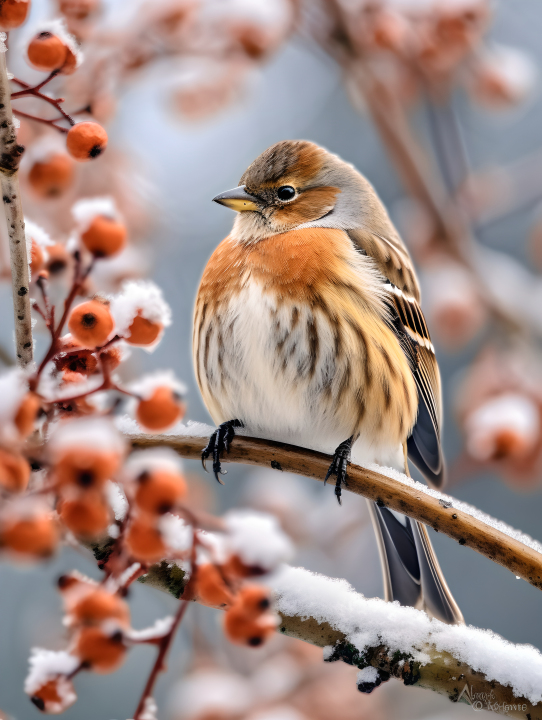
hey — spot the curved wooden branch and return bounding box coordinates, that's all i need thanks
[129,429,542,592]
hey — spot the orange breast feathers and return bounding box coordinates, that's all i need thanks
[193,227,419,445]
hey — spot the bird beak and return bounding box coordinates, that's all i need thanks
[212,185,259,212]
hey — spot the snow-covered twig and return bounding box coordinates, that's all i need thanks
[128,428,542,592]
[0,35,32,366]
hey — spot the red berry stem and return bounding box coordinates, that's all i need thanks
[11,74,76,129]
[12,108,69,133]
[132,599,189,720]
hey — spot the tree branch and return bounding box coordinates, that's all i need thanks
[131,557,542,719]
[0,38,32,366]
[129,428,542,592]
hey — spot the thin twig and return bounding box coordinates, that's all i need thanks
[132,600,188,720]
[0,43,32,366]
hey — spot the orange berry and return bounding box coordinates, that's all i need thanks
[222,553,264,580]
[136,386,185,432]
[223,604,276,647]
[236,585,271,618]
[66,121,107,161]
[30,677,77,714]
[59,0,98,20]
[55,346,98,375]
[126,313,162,346]
[30,240,45,273]
[46,242,70,275]
[74,625,126,673]
[99,345,122,371]
[14,391,41,438]
[0,0,30,30]
[0,449,31,492]
[55,448,120,489]
[28,153,74,198]
[194,563,234,608]
[81,215,126,257]
[60,45,78,74]
[58,490,111,538]
[70,588,130,627]
[27,31,68,72]
[134,468,187,515]
[125,516,166,563]
[68,299,114,347]
[1,514,58,558]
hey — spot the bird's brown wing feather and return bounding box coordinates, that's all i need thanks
[346,228,445,487]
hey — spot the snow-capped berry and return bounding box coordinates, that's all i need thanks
[110,281,171,348]
[66,122,107,161]
[46,243,70,275]
[236,585,271,618]
[134,468,187,516]
[136,387,185,432]
[73,625,126,673]
[223,604,277,647]
[195,563,234,608]
[14,392,40,438]
[81,216,127,258]
[54,448,120,489]
[30,676,77,714]
[126,314,162,346]
[58,489,111,538]
[0,449,30,492]
[27,31,68,71]
[0,513,58,558]
[50,418,125,468]
[25,649,79,712]
[70,588,130,628]
[0,0,30,30]
[223,510,294,573]
[28,153,74,198]
[125,516,166,563]
[68,299,114,347]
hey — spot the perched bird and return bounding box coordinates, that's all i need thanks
[194,140,463,624]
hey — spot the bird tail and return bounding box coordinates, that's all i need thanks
[367,501,464,624]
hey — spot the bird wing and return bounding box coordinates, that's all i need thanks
[346,228,445,487]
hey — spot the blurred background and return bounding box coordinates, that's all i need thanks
[2,0,542,718]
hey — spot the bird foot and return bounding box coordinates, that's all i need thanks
[201,420,243,484]
[324,436,353,505]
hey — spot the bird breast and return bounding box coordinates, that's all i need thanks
[193,228,418,460]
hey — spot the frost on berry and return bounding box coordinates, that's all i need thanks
[110,280,172,350]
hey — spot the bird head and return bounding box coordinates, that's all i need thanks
[213,140,380,242]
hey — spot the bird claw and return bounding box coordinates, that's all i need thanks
[201,420,243,484]
[325,436,353,505]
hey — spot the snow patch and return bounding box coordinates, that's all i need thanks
[224,510,294,570]
[273,566,542,704]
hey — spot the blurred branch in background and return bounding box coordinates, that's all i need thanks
[300,0,542,491]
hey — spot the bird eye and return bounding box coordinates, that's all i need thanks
[277,185,295,201]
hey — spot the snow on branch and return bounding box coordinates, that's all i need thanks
[127,424,542,592]
[273,566,542,719]
[131,554,542,718]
